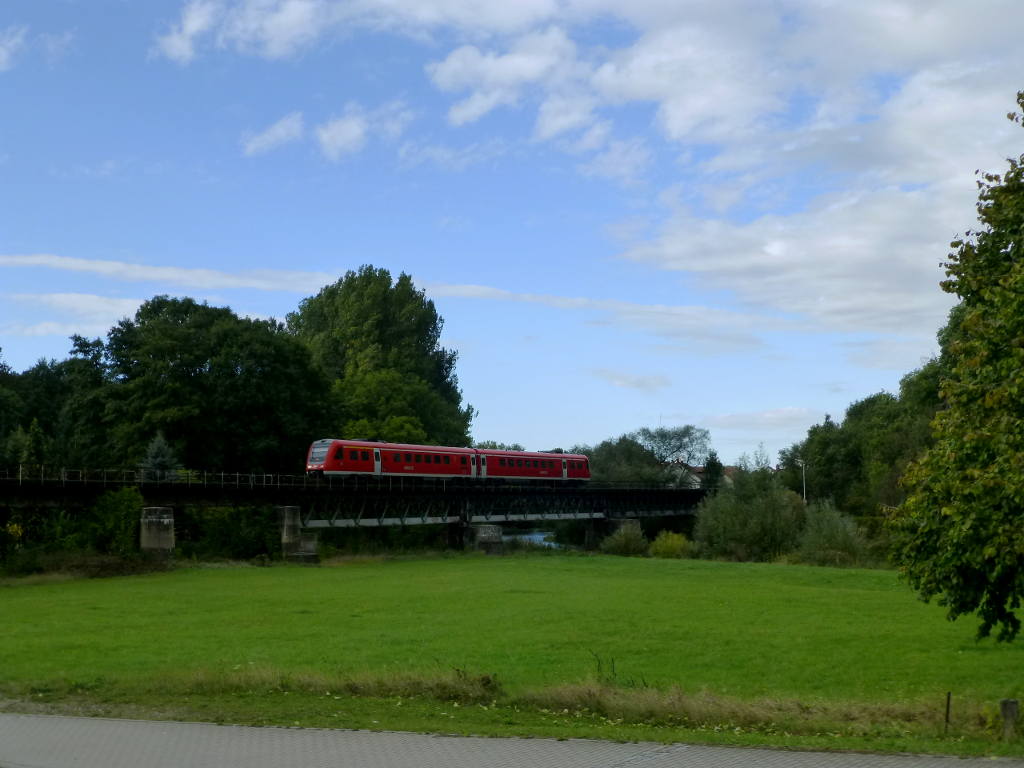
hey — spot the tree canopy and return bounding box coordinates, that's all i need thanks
[287,266,473,446]
[631,425,710,466]
[1,268,478,471]
[891,91,1024,641]
[104,296,330,471]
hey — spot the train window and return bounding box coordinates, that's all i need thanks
[361,451,369,461]
[531,460,537,468]
[471,456,476,465]
[335,448,345,460]
[405,453,412,462]
[444,455,450,465]
[349,450,359,460]
[393,453,400,461]
[415,454,422,462]
[498,458,505,467]
[516,459,523,467]
[460,456,466,465]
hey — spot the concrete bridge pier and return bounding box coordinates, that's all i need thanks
[140,507,175,554]
[278,506,319,564]
[471,524,503,554]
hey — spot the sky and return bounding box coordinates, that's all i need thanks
[1,1,1022,464]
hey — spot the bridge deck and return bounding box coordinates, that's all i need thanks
[0,467,705,526]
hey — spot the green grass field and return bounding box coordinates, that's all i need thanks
[3,553,1023,755]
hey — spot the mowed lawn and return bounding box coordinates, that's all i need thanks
[3,554,1022,707]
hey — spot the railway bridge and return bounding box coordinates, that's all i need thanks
[0,467,706,554]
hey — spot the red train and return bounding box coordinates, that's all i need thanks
[306,439,591,482]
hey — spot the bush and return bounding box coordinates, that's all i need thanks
[798,500,866,566]
[649,530,691,559]
[694,457,805,562]
[89,488,143,556]
[599,521,648,556]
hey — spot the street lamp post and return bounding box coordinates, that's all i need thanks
[796,459,806,502]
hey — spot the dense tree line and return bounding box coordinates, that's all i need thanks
[776,354,945,524]
[0,266,473,473]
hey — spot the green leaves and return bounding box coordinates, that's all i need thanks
[891,90,1024,642]
[288,266,473,446]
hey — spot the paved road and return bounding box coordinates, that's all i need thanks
[2,714,1022,768]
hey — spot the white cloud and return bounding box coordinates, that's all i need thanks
[0,26,28,71]
[0,253,782,355]
[218,0,333,59]
[315,108,369,160]
[153,0,221,64]
[705,407,822,432]
[534,92,596,141]
[0,254,333,293]
[242,111,304,156]
[427,27,579,125]
[375,101,416,140]
[591,22,783,145]
[2,293,143,338]
[622,179,971,342]
[153,0,564,63]
[398,139,508,171]
[579,138,650,186]
[592,368,670,392]
[424,281,785,352]
[11,293,142,322]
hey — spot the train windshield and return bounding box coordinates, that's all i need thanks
[309,442,331,463]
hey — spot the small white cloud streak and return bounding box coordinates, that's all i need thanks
[705,407,822,431]
[398,139,508,171]
[423,280,786,351]
[579,138,651,186]
[316,109,368,160]
[0,254,334,293]
[1,254,780,355]
[242,111,304,156]
[10,293,143,322]
[1,293,144,339]
[153,0,220,64]
[0,26,28,71]
[592,368,670,392]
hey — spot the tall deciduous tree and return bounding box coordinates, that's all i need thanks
[287,266,473,445]
[892,91,1024,641]
[105,296,329,471]
[631,425,710,466]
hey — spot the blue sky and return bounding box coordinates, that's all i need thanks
[1,0,1022,463]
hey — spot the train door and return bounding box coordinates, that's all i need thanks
[480,455,488,478]
[374,449,381,475]
[562,459,567,479]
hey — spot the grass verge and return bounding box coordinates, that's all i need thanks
[2,555,1023,756]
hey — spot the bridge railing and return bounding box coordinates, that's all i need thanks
[0,465,316,488]
[0,465,704,495]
